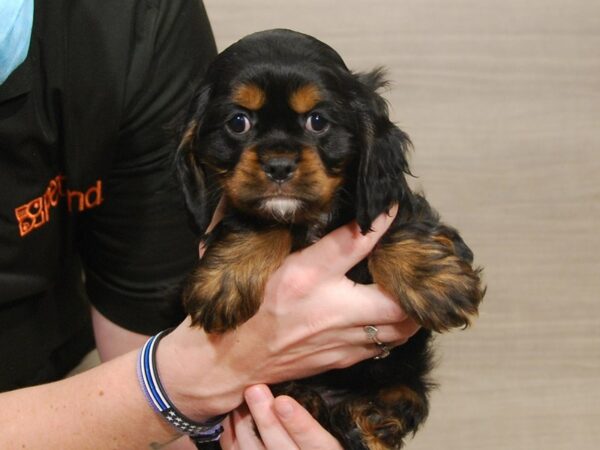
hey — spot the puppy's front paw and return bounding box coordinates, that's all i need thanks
[183,264,260,333]
[369,223,484,333]
[183,225,293,334]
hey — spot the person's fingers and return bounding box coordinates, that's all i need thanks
[305,316,420,351]
[346,318,421,346]
[309,321,421,371]
[229,406,266,450]
[273,396,343,450]
[314,282,407,328]
[245,385,298,449]
[293,205,398,280]
[290,341,399,374]
[219,415,237,449]
[338,343,396,368]
[396,317,421,340]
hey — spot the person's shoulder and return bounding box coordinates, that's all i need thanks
[68,0,204,42]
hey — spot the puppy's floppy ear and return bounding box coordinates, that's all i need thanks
[175,85,214,234]
[354,69,412,233]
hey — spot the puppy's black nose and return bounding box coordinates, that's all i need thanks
[262,157,297,182]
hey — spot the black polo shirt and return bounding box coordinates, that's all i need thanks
[0,0,216,391]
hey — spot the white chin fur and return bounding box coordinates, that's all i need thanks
[261,198,301,221]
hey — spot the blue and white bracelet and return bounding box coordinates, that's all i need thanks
[137,329,226,446]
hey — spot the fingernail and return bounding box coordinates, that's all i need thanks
[373,204,398,229]
[274,398,294,419]
[382,204,398,225]
[245,385,268,404]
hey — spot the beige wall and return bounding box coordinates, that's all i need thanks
[203,1,600,449]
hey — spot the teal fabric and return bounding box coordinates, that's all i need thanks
[0,0,33,84]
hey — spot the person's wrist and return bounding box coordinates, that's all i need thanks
[137,329,227,444]
[154,318,248,421]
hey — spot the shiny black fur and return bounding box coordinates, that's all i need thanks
[176,29,483,449]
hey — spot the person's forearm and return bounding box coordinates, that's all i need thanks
[0,350,189,450]
[0,210,408,449]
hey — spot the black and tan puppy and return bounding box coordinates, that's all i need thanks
[176,29,484,449]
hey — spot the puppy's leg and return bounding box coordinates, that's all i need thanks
[368,220,484,333]
[183,224,292,333]
[335,385,428,450]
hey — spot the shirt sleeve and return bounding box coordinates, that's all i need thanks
[80,0,217,334]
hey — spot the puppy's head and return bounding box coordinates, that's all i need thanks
[177,29,412,233]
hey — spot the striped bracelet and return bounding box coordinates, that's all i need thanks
[137,329,226,446]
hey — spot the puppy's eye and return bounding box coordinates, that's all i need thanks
[226,113,252,134]
[305,112,329,134]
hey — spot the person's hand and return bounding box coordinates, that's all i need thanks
[157,205,420,420]
[220,385,342,450]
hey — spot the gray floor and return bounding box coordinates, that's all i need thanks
[201,1,600,449]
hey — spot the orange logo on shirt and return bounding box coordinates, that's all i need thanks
[14,175,103,237]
